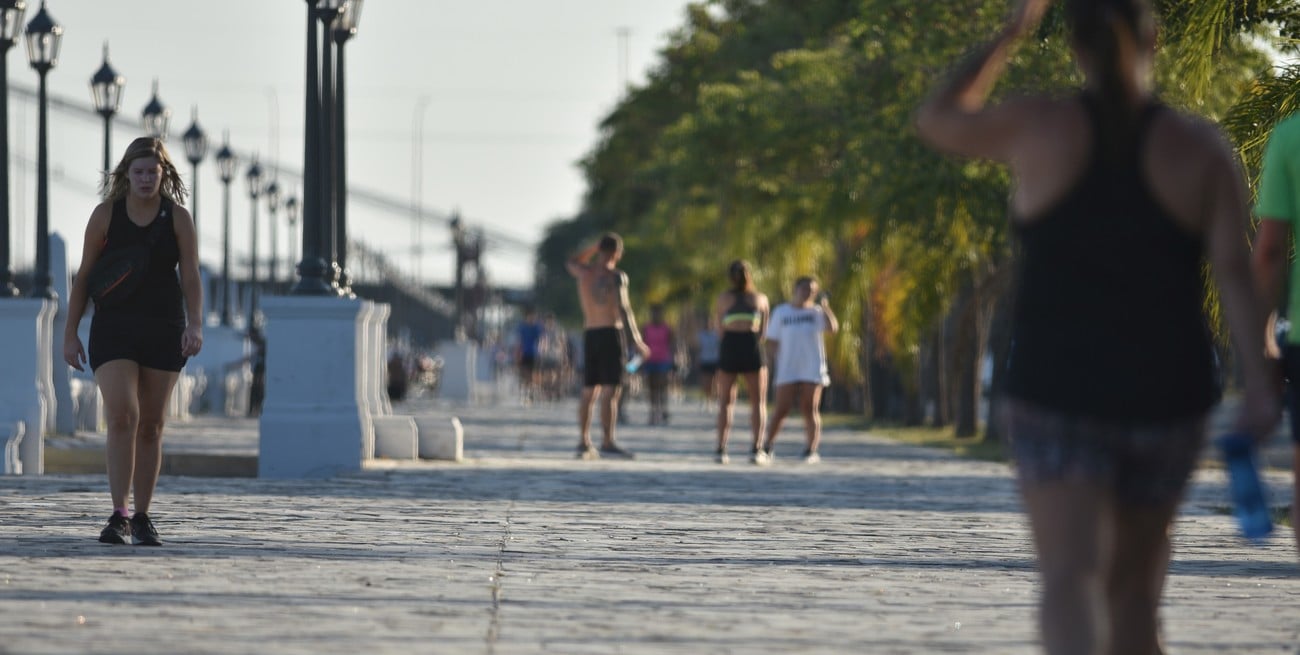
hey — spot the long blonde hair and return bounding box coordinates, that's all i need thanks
[100,136,188,205]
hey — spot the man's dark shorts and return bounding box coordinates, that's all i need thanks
[583,327,625,387]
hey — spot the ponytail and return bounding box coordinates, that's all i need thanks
[1066,0,1155,159]
[728,260,753,295]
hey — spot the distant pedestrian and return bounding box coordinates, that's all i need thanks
[641,304,676,425]
[567,233,650,459]
[62,137,204,547]
[916,0,1279,652]
[760,276,837,464]
[695,319,721,406]
[387,349,409,402]
[713,260,770,464]
[1249,111,1300,555]
[515,306,543,403]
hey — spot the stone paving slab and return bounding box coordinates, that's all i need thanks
[2,396,1297,654]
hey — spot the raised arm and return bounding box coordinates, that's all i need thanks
[566,241,600,277]
[914,0,1050,161]
[1205,135,1280,440]
[820,295,839,335]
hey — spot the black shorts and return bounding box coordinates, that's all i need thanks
[89,312,187,372]
[519,353,537,374]
[719,331,764,374]
[583,327,625,387]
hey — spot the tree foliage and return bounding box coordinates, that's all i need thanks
[535,0,1295,415]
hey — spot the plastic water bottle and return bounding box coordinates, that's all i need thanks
[625,354,643,373]
[1215,432,1274,541]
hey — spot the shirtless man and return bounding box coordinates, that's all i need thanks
[567,233,650,459]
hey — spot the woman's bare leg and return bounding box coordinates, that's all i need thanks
[715,371,739,451]
[1020,479,1116,655]
[132,367,180,514]
[744,369,767,451]
[95,360,141,511]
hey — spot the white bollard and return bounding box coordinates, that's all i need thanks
[2,421,24,475]
[415,415,463,462]
[372,415,418,460]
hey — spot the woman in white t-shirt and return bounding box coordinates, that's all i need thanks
[760,276,838,464]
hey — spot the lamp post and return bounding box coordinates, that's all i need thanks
[316,0,345,293]
[215,133,235,326]
[141,77,169,140]
[246,159,263,321]
[181,107,207,232]
[284,195,298,284]
[24,1,60,300]
[332,0,361,295]
[88,41,123,175]
[451,213,465,332]
[264,180,279,287]
[291,0,332,295]
[0,0,25,297]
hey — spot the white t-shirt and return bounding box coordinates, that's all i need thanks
[766,303,830,386]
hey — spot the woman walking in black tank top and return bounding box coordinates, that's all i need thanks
[917,1,1278,652]
[62,137,204,547]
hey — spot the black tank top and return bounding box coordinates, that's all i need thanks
[1004,96,1219,422]
[96,197,184,320]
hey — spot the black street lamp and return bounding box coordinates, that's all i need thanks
[290,0,333,295]
[316,0,345,293]
[215,133,235,326]
[24,0,60,300]
[246,159,264,320]
[181,107,207,232]
[264,180,279,287]
[284,195,298,283]
[0,0,25,298]
[88,41,123,175]
[141,77,169,140]
[332,0,362,295]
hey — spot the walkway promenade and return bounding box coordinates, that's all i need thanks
[2,393,1297,654]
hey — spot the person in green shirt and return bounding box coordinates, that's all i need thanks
[1249,111,1300,555]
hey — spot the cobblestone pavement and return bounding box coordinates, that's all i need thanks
[2,392,1297,654]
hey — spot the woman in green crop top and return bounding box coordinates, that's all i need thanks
[713,260,770,464]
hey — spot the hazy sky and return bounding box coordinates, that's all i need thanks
[4,0,695,287]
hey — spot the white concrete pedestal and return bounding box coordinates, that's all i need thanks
[416,415,463,461]
[49,233,76,435]
[258,296,372,479]
[434,341,476,402]
[0,299,57,474]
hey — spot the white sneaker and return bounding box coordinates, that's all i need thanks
[751,449,772,466]
[715,450,729,465]
[802,450,821,464]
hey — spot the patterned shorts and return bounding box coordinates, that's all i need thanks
[1001,398,1207,506]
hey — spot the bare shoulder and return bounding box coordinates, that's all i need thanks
[1149,108,1232,163]
[170,202,194,222]
[1145,107,1241,232]
[86,201,113,233]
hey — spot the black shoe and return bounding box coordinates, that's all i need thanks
[599,442,636,459]
[98,513,131,545]
[130,512,162,546]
